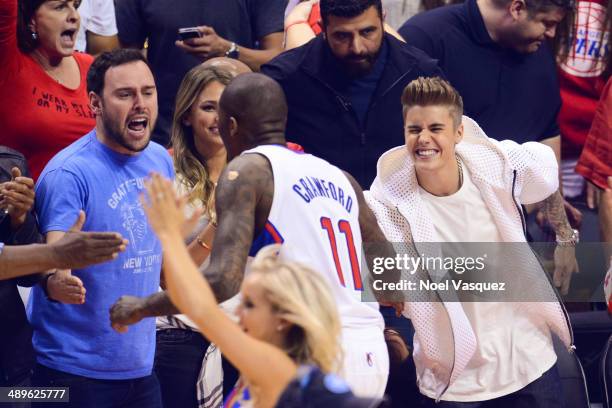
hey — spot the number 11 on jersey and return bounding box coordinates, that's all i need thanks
[320,217,363,291]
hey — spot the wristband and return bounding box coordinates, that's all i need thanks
[285,20,309,31]
[41,272,59,303]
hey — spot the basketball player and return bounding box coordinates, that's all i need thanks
[110,73,400,397]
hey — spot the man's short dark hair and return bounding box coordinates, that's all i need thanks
[87,49,151,95]
[492,0,574,13]
[320,0,383,26]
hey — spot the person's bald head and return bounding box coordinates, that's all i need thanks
[201,57,252,77]
[218,73,288,159]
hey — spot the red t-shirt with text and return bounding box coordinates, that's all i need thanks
[0,0,96,180]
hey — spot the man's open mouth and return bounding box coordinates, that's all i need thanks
[127,118,148,133]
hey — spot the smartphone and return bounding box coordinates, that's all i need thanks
[178,27,202,41]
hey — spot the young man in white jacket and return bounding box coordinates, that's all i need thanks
[365,77,577,407]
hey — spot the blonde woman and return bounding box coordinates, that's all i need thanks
[141,174,385,408]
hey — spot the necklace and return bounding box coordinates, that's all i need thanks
[456,155,463,189]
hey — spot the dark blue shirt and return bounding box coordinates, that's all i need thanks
[344,41,390,127]
[399,0,561,143]
[261,34,444,187]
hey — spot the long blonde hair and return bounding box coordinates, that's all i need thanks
[250,245,343,373]
[171,66,233,219]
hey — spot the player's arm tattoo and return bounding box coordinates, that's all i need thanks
[203,156,270,303]
[137,155,272,318]
[542,189,574,239]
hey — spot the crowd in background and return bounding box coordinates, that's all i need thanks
[0,0,611,407]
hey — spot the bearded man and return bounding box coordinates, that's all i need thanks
[262,0,443,188]
[29,49,173,408]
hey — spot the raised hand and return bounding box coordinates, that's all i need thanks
[176,192,204,240]
[139,173,188,238]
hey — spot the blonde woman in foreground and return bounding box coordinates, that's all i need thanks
[140,173,386,408]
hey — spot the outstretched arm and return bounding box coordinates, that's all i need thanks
[139,174,295,398]
[0,212,126,281]
[203,155,267,302]
[110,154,273,327]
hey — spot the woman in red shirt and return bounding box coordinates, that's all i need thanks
[0,0,96,180]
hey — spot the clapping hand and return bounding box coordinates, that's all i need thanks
[0,167,35,230]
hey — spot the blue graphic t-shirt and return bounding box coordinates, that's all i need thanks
[29,130,174,379]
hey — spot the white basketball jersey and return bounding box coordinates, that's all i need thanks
[243,145,383,330]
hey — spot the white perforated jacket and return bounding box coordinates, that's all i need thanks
[364,116,573,400]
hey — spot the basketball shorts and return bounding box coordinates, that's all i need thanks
[339,326,389,398]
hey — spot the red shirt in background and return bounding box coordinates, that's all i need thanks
[558,0,609,158]
[309,2,323,35]
[0,0,96,180]
[576,77,612,189]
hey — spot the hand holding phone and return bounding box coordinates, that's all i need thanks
[178,27,202,41]
[175,26,233,61]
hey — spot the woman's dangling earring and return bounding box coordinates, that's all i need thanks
[31,31,38,40]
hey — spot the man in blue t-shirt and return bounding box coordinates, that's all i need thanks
[29,49,173,408]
